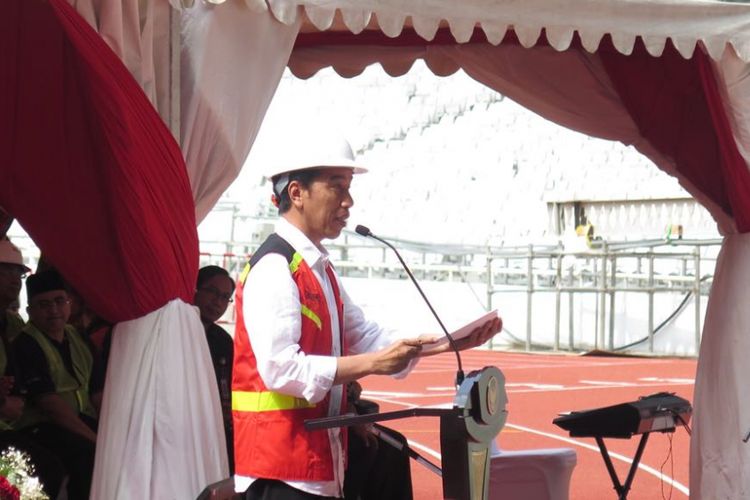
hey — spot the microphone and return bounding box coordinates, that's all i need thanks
[355,224,465,385]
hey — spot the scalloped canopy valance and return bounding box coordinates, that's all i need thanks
[172,0,750,61]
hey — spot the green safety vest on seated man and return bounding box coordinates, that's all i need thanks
[14,323,96,429]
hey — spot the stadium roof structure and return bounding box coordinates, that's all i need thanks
[3,0,750,497]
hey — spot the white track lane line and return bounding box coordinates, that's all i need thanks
[406,440,442,462]
[364,397,689,497]
[365,380,692,400]
[413,360,682,372]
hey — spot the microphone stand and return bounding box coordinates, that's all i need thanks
[355,225,465,386]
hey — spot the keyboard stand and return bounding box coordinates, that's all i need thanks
[552,393,691,500]
[594,433,650,500]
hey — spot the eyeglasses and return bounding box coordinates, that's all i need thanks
[198,286,234,303]
[31,296,70,311]
[0,264,28,280]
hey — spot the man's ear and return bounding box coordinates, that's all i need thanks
[288,180,305,208]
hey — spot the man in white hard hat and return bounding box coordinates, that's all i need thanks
[232,136,502,499]
[0,237,29,342]
[0,237,28,433]
[0,237,30,420]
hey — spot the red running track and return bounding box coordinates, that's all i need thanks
[359,350,696,500]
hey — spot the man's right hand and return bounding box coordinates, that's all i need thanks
[334,338,430,385]
[370,339,423,375]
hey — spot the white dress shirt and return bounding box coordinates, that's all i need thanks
[235,218,414,497]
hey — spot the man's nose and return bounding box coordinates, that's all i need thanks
[342,190,354,208]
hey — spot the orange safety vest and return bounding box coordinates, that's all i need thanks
[232,234,346,481]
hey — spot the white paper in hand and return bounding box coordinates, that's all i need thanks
[422,310,499,353]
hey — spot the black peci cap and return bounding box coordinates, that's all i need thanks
[26,269,66,302]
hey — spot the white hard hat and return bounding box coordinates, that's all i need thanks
[0,237,30,272]
[262,134,368,182]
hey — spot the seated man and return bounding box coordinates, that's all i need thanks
[0,238,26,426]
[193,265,236,474]
[13,269,104,499]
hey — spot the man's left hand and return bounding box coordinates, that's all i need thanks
[417,316,503,355]
[455,316,502,350]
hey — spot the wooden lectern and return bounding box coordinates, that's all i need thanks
[305,366,507,500]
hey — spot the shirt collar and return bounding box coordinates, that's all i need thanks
[275,217,329,269]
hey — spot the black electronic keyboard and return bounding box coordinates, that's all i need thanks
[553,392,692,438]
[552,392,692,500]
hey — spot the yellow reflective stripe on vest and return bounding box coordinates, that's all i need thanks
[300,305,322,329]
[286,251,323,329]
[289,252,303,273]
[232,391,315,412]
[239,262,251,286]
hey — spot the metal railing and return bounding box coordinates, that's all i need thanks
[483,239,720,355]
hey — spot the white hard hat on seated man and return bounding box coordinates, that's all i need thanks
[264,134,367,212]
[0,237,31,273]
[0,237,30,308]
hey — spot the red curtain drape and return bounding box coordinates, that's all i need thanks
[696,54,750,233]
[600,39,750,232]
[0,0,198,322]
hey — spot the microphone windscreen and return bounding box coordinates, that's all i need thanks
[355,225,371,237]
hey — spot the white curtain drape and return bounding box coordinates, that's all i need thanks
[689,51,750,500]
[180,1,301,220]
[691,234,750,499]
[68,0,174,122]
[92,300,227,499]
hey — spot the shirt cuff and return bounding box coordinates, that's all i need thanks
[303,354,338,404]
